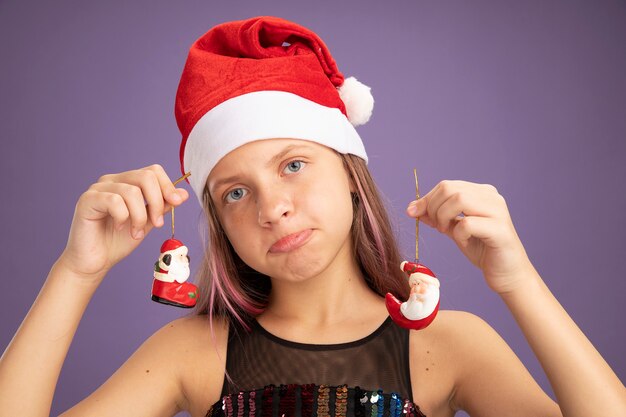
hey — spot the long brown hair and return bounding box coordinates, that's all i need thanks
[191,152,410,329]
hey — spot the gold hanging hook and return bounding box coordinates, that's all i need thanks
[170,172,191,239]
[414,168,419,262]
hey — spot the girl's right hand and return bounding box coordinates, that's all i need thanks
[57,164,189,283]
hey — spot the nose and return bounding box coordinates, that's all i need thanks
[256,186,293,227]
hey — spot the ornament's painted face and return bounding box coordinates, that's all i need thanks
[207,138,356,284]
[158,246,191,282]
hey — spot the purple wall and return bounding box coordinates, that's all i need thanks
[1,1,624,416]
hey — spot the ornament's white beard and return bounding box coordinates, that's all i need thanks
[168,261,190,283]
[401,286,440,321]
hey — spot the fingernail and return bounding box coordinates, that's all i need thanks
[156,215,164,227]
[133,229,144,240]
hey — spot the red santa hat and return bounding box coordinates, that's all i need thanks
[160,238,185,254]
[174,16,374,203]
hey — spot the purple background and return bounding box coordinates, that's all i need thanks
[1,1,624,416]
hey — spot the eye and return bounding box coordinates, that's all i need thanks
[284,160,305,173]
[225,188,247,203]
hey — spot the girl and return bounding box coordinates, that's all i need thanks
[0,16,623,417]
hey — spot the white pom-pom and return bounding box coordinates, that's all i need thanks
[338,76,374,127]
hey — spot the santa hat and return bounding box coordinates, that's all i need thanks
[160,238,185,254]
[174,16,374,203]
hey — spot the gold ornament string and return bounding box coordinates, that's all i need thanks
[170,172,191,238]
[414,168,420,262]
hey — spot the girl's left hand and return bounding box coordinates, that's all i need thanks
[406,180,534,295]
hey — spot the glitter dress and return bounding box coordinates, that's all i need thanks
[204,316,427,417]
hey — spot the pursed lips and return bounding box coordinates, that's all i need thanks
[268,229,314,253]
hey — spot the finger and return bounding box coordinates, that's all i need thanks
[79,190,131,231]
[406,181,449,229]
[435,191,497,234]
[432,193,464,234]
[407,179,456,221]
[90,182,149,239]
[422,180,468,228]
[409,181,501,232]
[451,216,503,249]
[138,168,168,227]
[103,165,188,229]
[406,201,437,229]
[149,170,189,229]
[160,188,189,215]
[100,165,188,207]
[144,164,188,207]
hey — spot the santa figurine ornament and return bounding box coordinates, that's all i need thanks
[385,170,441,330]
[151,172,199,308]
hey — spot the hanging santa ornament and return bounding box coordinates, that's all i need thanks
[385,169,440,330]
[151,172,199,308]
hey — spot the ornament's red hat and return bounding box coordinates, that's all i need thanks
[160,238,185,253]
[174,16,374,203]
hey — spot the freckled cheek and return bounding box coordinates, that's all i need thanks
[221,211,264,259]
[220,213,243,242]
[303,183,353,223]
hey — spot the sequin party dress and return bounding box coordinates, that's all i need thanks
[204,316,427,417]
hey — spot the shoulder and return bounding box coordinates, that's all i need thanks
[59,314,230,416]
[407,310,503,415]
[420,310,514,373]
[423,309,489,332]
[410,309,494,355]
[151,314,230,415]
[410,310,559,416]
[154,313,229,349]
[411,309,511,379]
[172,315,230,414]
[432,309,494,341]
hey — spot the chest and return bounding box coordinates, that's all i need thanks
[184,328,456,417]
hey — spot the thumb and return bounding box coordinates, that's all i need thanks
[406,198,435,228]
[406,198,426,217]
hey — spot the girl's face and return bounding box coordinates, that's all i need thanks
[207,138,356,283]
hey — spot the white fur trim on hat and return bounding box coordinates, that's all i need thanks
[183,90,369,204]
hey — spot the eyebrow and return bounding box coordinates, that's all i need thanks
[209,175,242,196]
[265,143,311,169]
[209,143,313,194]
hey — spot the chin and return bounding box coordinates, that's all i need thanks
[266,250,331,283]
[279,259,326,283]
